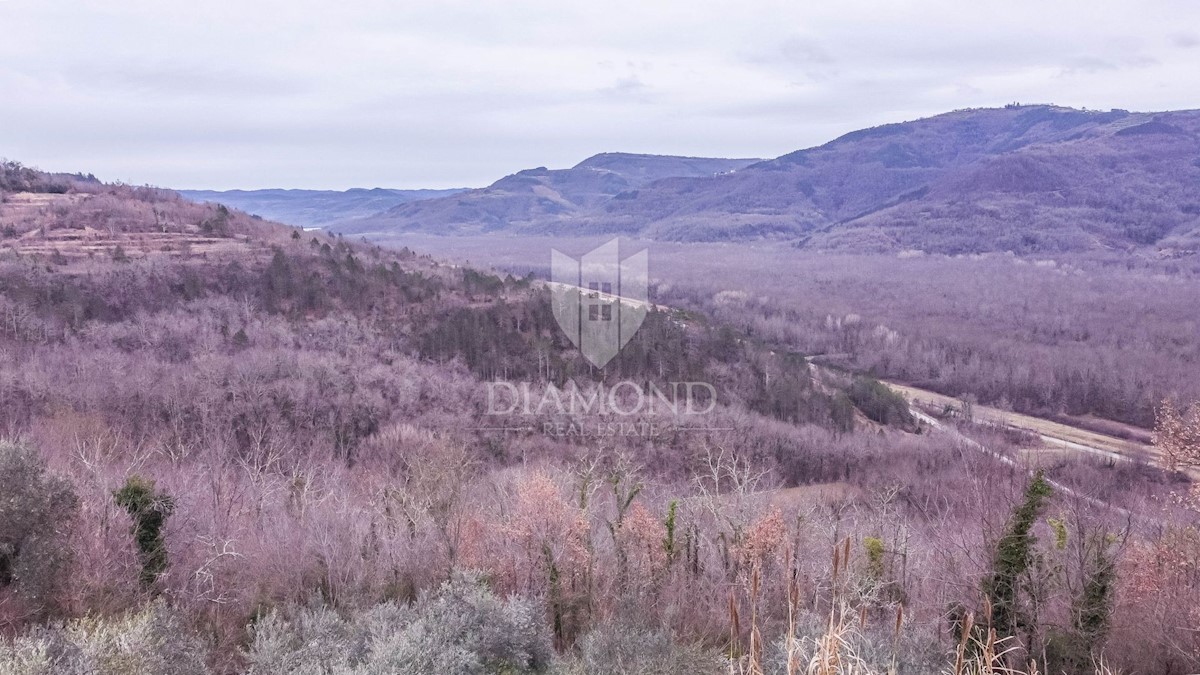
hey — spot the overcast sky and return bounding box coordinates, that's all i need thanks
[2,0,1198,190]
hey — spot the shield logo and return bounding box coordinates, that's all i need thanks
[550,239,649,368]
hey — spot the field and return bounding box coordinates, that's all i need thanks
[880,379,1155,462]
[1,191,269,262]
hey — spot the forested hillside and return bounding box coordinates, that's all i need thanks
[1,161,1199,674]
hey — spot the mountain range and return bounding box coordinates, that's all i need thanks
[179,187,466,228]
[327,105,1200,256]
[327,153,761,236]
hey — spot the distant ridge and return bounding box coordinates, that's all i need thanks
[331,152,763,236]
[337,106,1200,256]
[180,187,466,228]
[572,152,762,182]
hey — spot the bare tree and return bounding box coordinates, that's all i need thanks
[1154,398,1200,471]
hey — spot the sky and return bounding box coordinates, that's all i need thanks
[2,0,1199,190]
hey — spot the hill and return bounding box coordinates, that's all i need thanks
[2,158,1197,673]
[179,186,466,228]
[333,152,761,235]
[1,161,300,262]
[572,152,761,183]
[341,106,1200,255]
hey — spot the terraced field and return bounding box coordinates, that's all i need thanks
[1,191,268,262]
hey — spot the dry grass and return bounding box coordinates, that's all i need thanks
[730,542,1123,675]
[5,225,257,261]
[882,380,1157,462]
[0,190,306,265]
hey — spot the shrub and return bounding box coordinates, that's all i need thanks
[847,377,914,427]
[984,471,1053,644]
[557,621,725,675]
[242,601,357,674]
[0,441,79,620]
[0,600,209,675]
[112,475,174,588]
[863,536,885,582]
[246,572,553,674]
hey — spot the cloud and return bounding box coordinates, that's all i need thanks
[742,35,838,83]
[1172,32,1200,49]
[598,75,651,100]
[65,63,306,98]
[2,0,1200,189]
[1061,56,1120,74]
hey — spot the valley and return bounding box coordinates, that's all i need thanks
[7,0,1200,670]
[3,106,1200,674]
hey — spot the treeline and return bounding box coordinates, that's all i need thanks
[0,159,98,194]
[417,294,867,433]
[1,240,442,335]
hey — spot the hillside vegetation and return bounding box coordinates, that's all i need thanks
[1,162,1199,674]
